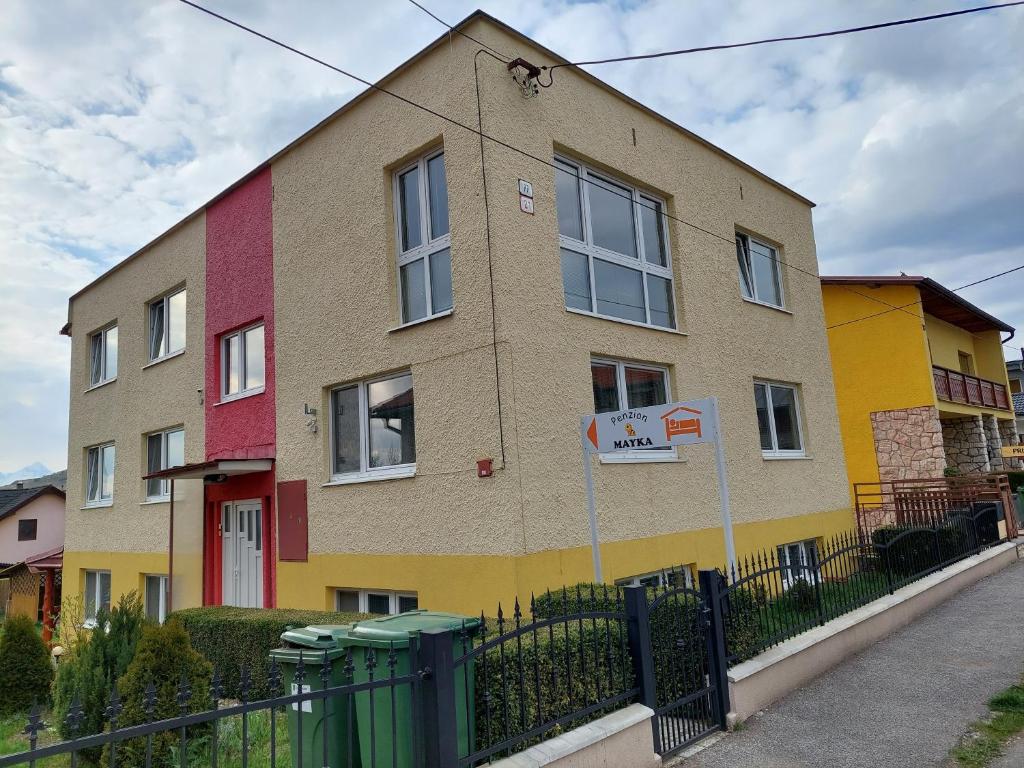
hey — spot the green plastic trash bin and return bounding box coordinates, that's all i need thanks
[343,611,480,768]
[270,624,360,768]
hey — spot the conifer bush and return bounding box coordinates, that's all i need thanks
[0,613,54,717]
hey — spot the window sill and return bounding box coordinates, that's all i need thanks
[565,307,686,335]
[217,386,265,406]
[388,309,453,333]
[762,453,811,461]
[141,498,169,506]
[323,466,416,486]
[143,349,185,369]
[82,501,113,509]
[600,451,684,464]
[85,378,116,393]
[742,297,791,315]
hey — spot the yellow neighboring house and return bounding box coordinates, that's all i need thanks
[60,12,854,620]
[822,275,1022,494]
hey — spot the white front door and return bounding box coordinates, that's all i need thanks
[222,500,264,608]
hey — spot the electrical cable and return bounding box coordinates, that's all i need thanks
[176,0,1016,338]
[404,0,511,61]
[540,1,1024,82]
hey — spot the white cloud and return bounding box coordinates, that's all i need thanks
[1,0,1022,471]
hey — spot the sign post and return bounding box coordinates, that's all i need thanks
[580,395,736,581]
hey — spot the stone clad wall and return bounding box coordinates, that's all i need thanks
[998,419,1023,471]
[870,406,946,481]
[942,415,989,474]
[982,415,1004,472]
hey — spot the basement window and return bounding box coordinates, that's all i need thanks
[335,588,418,615]
[777,539,819,589]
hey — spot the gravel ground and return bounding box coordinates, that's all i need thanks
[681,555,1024,768]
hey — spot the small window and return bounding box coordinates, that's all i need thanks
[395,149,452,325]
[146,428,184,499]
[736,233,784,308]
[615,566,693,590]
[777,540,819,589]
[958,351,975,375]
[331,372,416,480]
[555,156,675,329]
[84,570,112,623]
[1010,378,1022,395]
[222,324,265,400]
[591,358,672,458]
[89,325,118,386]
[86,443,116,505]
[18,519,38,542]
[334,588,418,615]
[754,381,804,457]
[144,574,169,623]
[148,288,186,362]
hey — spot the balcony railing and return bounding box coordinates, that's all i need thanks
[932,365,1010,410]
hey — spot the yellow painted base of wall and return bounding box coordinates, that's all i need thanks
[64,508,854,618]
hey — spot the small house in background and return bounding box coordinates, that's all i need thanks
[821,275,1022,490]
[1006,358,1024,435]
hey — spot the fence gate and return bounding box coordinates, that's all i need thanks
[626,571,730,758]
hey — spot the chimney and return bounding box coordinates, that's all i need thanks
[15,481,24,489]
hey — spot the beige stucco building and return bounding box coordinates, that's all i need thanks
[61,12,852,618]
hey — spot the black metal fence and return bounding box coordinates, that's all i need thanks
[721,503,1008,664]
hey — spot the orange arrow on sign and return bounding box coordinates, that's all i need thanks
[586,418,599,451]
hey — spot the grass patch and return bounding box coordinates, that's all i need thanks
[0,711,67,768]
[951,679,1024,767]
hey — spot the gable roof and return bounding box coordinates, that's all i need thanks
[64,9,812,319]
[820,275,1015,334]
[0,485,65,522]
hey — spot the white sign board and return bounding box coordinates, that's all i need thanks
[582,397,716,453]
[579,396,735,581]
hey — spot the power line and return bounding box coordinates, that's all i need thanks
[826,264,1024,332]
[542,2,1024,74]
[404,0,510,61]
[174,1,1006,335]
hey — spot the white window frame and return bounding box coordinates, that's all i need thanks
[736,232,785,309]
[146,427,185,500]
[145,574,169,624]
[85,442,115,507]
[221,323,266,402]
[335,588,418,615]
[148,287,187,362]
[393,148,452,326]
[615,566,693,590]
[84,569,111,625]
[88,323,118,387]
[755,380,806,458]
[777,539,819,590]
[556,155,676,330]
[328,371,416,483]
[591,358,676,462]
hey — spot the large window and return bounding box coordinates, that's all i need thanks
[394,149,452,325]
[148,287,186,362]
[754,381,804,457]
[89,324,118,386]
[777,539,819,589]
[145,574,169,624]
[222,324,265,400]
[84,570,111,624]
[591,358,673,460]
[335,588,418,615]
[17,519,37,541]
[85,442,115,506]
[146,427,185,500]
[330,372,416,481]
[556,157,675,329]
[736,233,784,308]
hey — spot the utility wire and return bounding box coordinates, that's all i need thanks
[404,0,510,61]
[826,264,1024,332]
[542,1,1024,73]
[175,0,1008,335]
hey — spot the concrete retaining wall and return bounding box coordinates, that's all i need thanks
[487,703,659,768]
[727,541,1021,724]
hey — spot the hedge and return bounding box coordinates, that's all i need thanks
[171,606,368,700]
[871,524,968,578]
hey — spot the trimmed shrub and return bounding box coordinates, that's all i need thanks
[171,606,368,700]
[786,579,817,613]
[53,591,147,763]
[721,587,763,663]
[102,619,212,768]
[872,524,967,577]
[0,614,54,716]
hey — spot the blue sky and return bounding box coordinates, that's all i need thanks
[1,0,1022,472]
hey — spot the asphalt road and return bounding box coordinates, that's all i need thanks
[683,555,1024,768]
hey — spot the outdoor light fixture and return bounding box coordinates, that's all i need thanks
[203,473,228,484]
